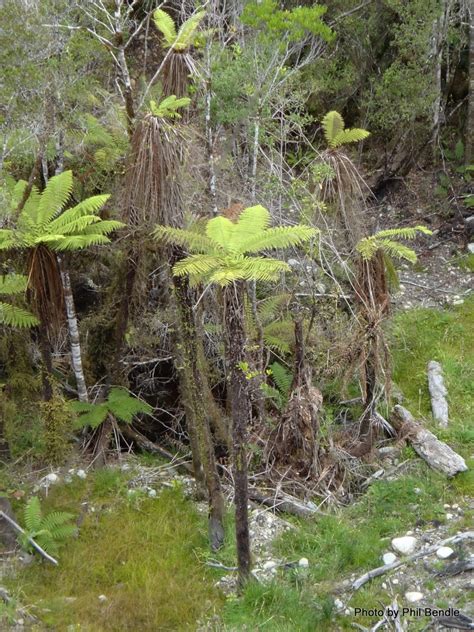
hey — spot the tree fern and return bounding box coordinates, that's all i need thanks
[357,225,432,263]
[153,9,205,51]
[155,205,318,287]
[322,111,370,149]
[269,361,293,399]
[149,95,191,119]
[71,387,152,429]
[22,496,76,557]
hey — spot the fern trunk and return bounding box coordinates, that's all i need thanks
[224,281,252,583]
[57,256,88,403]
[174,273,225,550]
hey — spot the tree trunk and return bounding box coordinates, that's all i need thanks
[57,256,88,402]
[224,281,252,583]
[174,273,225,551]
[467,0,474,161]
[35,326,53,401]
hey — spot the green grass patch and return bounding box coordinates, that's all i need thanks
[6,471,222,631]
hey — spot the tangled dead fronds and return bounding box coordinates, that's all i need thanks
[26,245,64,334]
[162,52,198,102]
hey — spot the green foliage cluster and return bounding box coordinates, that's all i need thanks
[356,226,432,263]
[0,274,38,328]
[153,9,206,51]
[71,387,152,430]
[22,496,76,557]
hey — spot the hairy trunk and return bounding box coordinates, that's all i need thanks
[174,272,225,550]
[57,256,88,402]
[224,281,252,583]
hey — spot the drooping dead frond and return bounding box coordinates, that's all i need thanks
[123,114,186,228]
[162,52,198,100]
[26,245,64,334]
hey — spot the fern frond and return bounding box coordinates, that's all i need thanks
[36,170,73,226]
[257,293,291,322]
[322,111,344,147]
[72,401,109,429]
[205,216,235,250]
[24,496,42,532]
[263,319,294,354]
[153,9,177,47]
[238,225,317,254]
[49,195,110,231]
[175,10,206,51]
[41,511,75,531]
[173,254,221,278]
[233,205,271,242]
[377,239,418,263]
[80,220,125,236]
[48,234,112,251]
[331,128,370,147]
[0,229,16,250]
[149,95,191,119]
[269,361,293,398]
[153,224,215,253]
[0,274,28,295]
[372,225,432,240]
[107,387,152,423]
[236,257,290,283]
[0,302,39,328]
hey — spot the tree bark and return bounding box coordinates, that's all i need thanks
[391,405,467,476]
[224,281,252,584]
[57,256,88,402]
[174,272,225,550]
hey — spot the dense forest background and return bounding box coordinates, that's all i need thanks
[0,1,473,630]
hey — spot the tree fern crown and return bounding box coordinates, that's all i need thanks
[0,170,124,253]
[154,205,318,286]
[357,225,432,263]
[153,9,206,51]
[322,111,370,149]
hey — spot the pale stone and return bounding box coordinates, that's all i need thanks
[405,592,423,603]
[436,546,454,559]
[263,560,277,571]
[45,473,59,483]
[76,469,87,479]
[382,552,397,565]
[392,536,417,555]
[298,557,309,568]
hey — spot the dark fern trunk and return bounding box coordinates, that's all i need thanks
[173,270,225,551]
[224,281,252,583]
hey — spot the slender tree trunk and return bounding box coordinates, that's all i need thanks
[224,281,252,583]
[467,0,474,162]
[35,326,53,401]
[205,40,218,216]
[174,273,225,550]
[57,256,88,403]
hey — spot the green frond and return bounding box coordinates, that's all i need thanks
[72,401,109,429]
[175,10,206,51]
[357,225,431,263]
[331,128,370,147]
[378,239,418,263]
[48,234,112,251]
[0,302,39,328]
[48,215,102,236]
[41,511,75,532]
[173,254,221,279]
[372,225,432,240]
[263,319,294,354]
[153,9,178,47]
[382,251,400,290]
[257,293,291,322]
[205,216,235,250]
[107,387,152,423]
[48,194,110,232]
[36,170,73,226]
[24,496,42,532]
[149,95,191,119]
[11,179,28,208]
[0,273,28,295]
[233,205,271,242]
[238,225,318,254]
[0,229,16,250]
[322,111,344,147]
[153,224,216,253]
[237,257,290,283]
[80,220,125,236]
[269,361,293,398]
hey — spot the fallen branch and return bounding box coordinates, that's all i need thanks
[122,426,194,475]
[0,510,58,565]
[352,530,474,590]
[248,487,324,518]
[427,361,449,427]
[390,405,467,476]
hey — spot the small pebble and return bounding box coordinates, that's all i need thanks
[298,557,309,568]
[98,594,107,602]
[436,546,454,559]
[383,552,397,565]
[76,469,87,479]
[405,592,424,603]
[263,560,277,571]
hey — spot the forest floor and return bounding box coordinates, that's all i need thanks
[1,296,472,631]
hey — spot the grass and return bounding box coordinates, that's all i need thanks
[219,299,474,631]
[4,469,223,631]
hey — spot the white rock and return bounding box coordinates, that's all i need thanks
[392,578,399,585]
[263,560,277,571]
[148,489,157,498]
[467,243,474,254]
[436,546,454,559]
[76,469,87,479]
[414,488,422,494]
[334,598,344,610]
[446,513,454,520]
[405,592,423,603]
[98,594,107,602]
[45,473,59,483]
[392,536,417,555]
[382,552,397,565]
[298,557,309,568]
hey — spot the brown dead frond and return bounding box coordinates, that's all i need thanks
[162,52,198,101]
[26,245,64,334]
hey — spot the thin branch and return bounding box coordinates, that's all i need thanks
[0,511,59,566]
